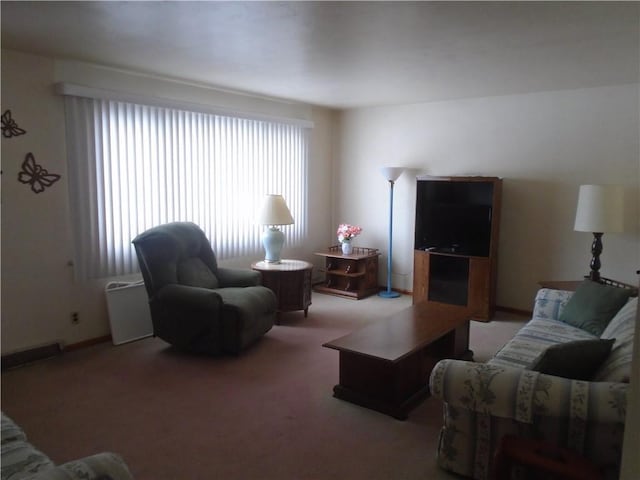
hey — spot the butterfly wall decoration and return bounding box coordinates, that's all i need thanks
[17,152,61,194]
[1,110,27,138]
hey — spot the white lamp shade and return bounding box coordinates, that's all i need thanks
[257,194,294,226]
[574,184,624,233]
[379,166,405,182]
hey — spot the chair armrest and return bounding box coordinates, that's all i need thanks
[26,452,134,480]
[531,288,574,321]
[429,359,627,424]
[216,267,261,287]
[156,284,222,312]
[152,285,224,351]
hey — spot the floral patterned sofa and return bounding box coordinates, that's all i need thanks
[429,281,638,480]
[1,412,134,480]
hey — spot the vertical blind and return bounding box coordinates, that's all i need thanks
[64,96,309,280]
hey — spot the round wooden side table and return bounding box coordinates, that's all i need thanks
[251,259,313,321]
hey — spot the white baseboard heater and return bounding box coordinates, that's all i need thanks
[105,280,153,345]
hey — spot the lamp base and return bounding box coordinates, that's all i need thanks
[588,232,603,282]
[379,290,401,299]
[262,226,285,264]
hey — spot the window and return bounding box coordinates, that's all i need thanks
[63,93,309,280]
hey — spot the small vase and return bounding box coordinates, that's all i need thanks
[341,241,353,255]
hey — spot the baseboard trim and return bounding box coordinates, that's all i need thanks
[1,303,529,370]
[386,287,412,296]
[1,343,62,371]
[314,284,533,315]
[64,335,112,352]
[2,335,113,370]
[312,282,411,297]
[495,305,532,317]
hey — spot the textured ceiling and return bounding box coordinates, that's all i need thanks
[2,1,638,108]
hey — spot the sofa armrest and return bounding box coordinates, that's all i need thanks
[216,267,261,287]
[429,359,627,424]
[25,452,134,480]
[531,288,574,321]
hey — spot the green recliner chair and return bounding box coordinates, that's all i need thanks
[132,222,277,354]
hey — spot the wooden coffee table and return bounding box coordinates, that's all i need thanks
[323,302,472,420]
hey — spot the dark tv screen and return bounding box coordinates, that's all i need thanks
[415,181,493,257]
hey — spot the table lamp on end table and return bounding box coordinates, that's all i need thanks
[258,194,294,264]
[574,184,624,282]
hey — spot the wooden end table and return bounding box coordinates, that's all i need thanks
[252,259,313,321]
[493,435,603,480]
[539,278,638,296]
[323,302,472,420]
[537,280,583,291]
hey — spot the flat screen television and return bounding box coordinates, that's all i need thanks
[414,180,493,257]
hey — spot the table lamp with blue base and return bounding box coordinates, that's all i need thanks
[258,194,294,264]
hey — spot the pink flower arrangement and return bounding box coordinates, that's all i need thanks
[337,223,362,243]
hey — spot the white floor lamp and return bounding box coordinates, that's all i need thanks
[379,166,404,298]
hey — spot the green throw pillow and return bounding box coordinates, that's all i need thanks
[558,280,632,336]
[531,339,615,380]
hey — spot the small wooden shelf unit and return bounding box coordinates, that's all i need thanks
[314,246,380,300]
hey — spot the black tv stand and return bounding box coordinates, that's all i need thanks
[422,245,479,256]
[413,176,502,321]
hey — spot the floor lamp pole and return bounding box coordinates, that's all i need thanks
[378,167,404,298]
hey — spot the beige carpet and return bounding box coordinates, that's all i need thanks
[1,292,527,480]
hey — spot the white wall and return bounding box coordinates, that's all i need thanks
[1,50,73,352]
[336,84,639,310]
[2,48,638,353]
[1,50,336,354]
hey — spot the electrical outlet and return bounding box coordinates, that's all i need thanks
[71,312,79,325]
